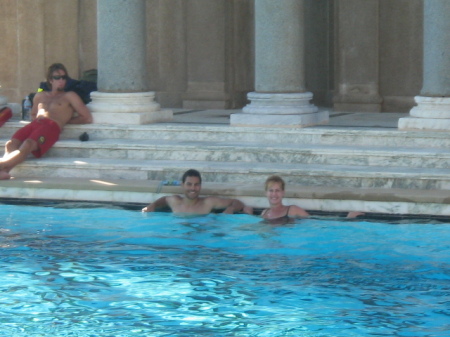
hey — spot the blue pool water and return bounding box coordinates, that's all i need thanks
[0,203,449,336]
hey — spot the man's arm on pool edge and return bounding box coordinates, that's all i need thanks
[210,197,251,214]
[142,196,169,212]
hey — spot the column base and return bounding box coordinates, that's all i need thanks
[398,96,450,131]
[242,92,318,115]
[88,91,173,125]
[231,92,327,127]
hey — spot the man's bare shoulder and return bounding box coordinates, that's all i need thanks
[33,91,47,102]
[63,91,82,101]
[34,91,46,98]
[166,194,183,204]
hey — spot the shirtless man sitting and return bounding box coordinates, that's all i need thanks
[0,63,93,180]
[142,169,251,215]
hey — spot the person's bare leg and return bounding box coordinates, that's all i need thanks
[0,141,14,179]
[2,138,22,160]
[0,139,38,179]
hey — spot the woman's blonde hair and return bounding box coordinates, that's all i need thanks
[264,175,285,191]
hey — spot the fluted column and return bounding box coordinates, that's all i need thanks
[398,0,450,130]
[231,0,328,127]
[88,0,172,125]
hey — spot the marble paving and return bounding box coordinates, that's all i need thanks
[0,110,449,216]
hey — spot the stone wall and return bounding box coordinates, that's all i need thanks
[147,0,254,109]
[379,0,423,112]
[0,0,96,104]
[1,0,424,112]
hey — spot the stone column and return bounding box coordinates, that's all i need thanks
[333,0,382,112]
[398,0,450,130]
[231,0,328,127]
[88,0,172,125]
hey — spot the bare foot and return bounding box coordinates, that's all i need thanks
[0,171,11,180]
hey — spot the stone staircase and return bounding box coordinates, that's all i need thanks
[1,120,449,216]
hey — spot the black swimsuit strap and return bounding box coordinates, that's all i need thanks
[285,205,291,217]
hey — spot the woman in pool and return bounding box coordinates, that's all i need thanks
[260,175,362,221]
[261,175,309,221]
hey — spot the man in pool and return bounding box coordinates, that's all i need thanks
[0,63,93,180]
[142,169,252,215]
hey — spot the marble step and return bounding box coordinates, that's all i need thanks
[43,139,450,169]
[1,177,449,216]
[2,121,450,148]
[9,157,450,190]
[1,137,449,169]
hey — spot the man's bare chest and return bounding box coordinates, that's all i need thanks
[176,200,211,214]
[40,96,70,110]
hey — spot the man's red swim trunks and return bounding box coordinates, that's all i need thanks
[12,118,61,158]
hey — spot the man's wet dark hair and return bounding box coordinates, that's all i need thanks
[182,169,202,184]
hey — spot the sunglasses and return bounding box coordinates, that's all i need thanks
[52,75,68,80]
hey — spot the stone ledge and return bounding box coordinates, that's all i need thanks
[0,178,450,207]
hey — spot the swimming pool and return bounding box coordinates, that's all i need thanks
[0,203,449,336]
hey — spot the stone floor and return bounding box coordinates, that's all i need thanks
[171,109,409,129]
[2,109,449,218]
